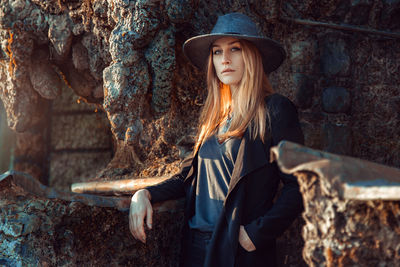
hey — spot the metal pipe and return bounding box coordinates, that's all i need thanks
[280,16,400,39]
[71,176,170,195]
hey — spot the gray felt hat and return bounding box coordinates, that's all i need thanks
[183,13,286,74]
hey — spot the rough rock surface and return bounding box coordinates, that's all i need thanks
[299,171,400,267]
[272,141,400,267]
[0,172,304,266]
[0,177,184,266]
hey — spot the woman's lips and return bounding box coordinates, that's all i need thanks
[222,68,234,74]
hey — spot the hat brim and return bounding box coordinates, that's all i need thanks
[183,33,286,74]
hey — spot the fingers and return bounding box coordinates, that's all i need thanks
[136,212,147,243]
[130,209,146,243]
[129,208,138,240]
[238,225,256,252]
[146,205,153,230]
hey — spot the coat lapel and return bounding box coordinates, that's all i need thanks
[215,130,271,266]
[181,132,270,217]
[225,129,270,203]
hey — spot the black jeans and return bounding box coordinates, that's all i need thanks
[182,229,213,267]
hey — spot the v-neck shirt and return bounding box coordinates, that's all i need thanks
[188,119,241,232]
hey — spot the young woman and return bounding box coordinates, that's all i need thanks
[129,13,304,267]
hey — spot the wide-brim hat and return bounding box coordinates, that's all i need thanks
[183,13,286,74]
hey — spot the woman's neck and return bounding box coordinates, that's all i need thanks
[220,83,232,116]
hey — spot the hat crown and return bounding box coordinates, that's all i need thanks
[211,13,260,36]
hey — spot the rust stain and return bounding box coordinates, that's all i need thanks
[82,0,94,26]
[325,247,334,267]
[6,30,16,76]
[337,247,358,267]
[77,96,89,104]
[56,0,66,12]
[349,247,359,262]
[55,67,73,89]
[337,250,348,267]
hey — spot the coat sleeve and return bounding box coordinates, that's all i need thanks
[146,156,193,203]
[145,155,194,203]
[244,94,304,248]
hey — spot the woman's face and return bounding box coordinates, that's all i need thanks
[212,37,245,89]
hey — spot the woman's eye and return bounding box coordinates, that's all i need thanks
[213,50,222,55]
[231,47,241,52]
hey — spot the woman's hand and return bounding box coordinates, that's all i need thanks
[238,225,256,252]
[129,189,153,243]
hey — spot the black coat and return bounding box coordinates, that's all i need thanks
[147,93,304,267]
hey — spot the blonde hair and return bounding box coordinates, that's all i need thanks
[194,39,274,153]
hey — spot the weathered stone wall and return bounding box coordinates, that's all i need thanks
[0,0,399,266]
[49,83,112,191]
[0,172,305,266]
[1,0,399,185]
[272,141,400,267]
[298,171,400,267]
[0,177,184,266]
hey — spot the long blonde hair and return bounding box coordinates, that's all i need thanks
[194,39,274,153]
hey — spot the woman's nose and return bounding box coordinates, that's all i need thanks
[222,51,231,64]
